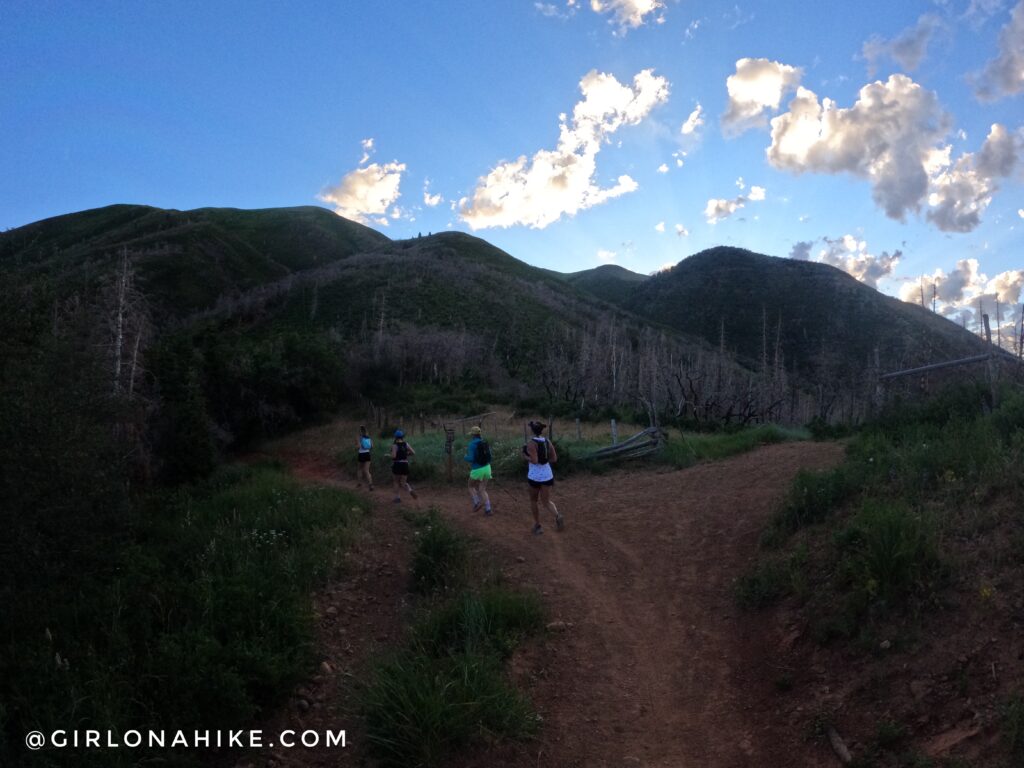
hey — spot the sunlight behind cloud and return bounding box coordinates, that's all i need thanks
[459,68,670,230]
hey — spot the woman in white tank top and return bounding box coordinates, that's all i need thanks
[524,421,564,534]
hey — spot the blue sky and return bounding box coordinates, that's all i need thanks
[2,0,1022,332]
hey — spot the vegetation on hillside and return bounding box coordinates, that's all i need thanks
[0,464,364,767]
[362,512,543,767]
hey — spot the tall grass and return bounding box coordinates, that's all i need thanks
[740,385,1024,645]
[662,424,810,469]
[0,464,364,768]
[362,515,543,768]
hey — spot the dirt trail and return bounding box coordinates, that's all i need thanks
[266,440,845,768]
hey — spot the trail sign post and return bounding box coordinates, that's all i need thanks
[444,427,455,483]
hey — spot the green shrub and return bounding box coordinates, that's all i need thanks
[362,651,536,768]
[1002,694,1024,759]
[736,544,808,609]
[410,514,468,594]
[838,501,938,601]
[414,589,544,658]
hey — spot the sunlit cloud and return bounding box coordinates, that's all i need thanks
[704,183,766,223]
[680,103,704,135]
[590,0,665,33]
[655,221,666,232]
[971,0,1024,101]
[320,143,405,226]
[675,223,689,237]
[359,137,375,164]
[597,248,618,263]
[657,163,669,173]
[460,68,670,230]
[899,259,1024,343]
[766,75,1019,232]
[722,58,802,136]
[862,14,944,76]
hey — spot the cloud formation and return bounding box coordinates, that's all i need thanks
[590,0,664,32]
[862,14,944,75]
[972,0,1024,101]
[766,74,1019,231]
[680,103,704,135]
[722,58,802,136]
[704,186,765,223]
[789,235,900,288]
[899,259,1024,341]
[320,144,405,226]
[460,69,669,230]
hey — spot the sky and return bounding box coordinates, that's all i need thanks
[2,0,1023,338]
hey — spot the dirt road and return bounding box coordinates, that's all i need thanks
[265,439,845,768]
[428,441,845,768]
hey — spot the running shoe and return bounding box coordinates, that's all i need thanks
[532,523,543,535]
[484,507,493,517]
[555,513,565,532]
[472,501,482,513]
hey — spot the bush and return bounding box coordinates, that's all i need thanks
[410,514,468,594]
[414,589,544,658]
[837,501,938,601]
[362,651,537,768]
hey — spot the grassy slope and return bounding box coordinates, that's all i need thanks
[624,246,990,381]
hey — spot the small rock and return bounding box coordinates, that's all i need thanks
[546,621,570,632]
[880,639,892,650]
[320,661,333,674]
[516,556,526,563]
[325,606,338,617]
[623,758,641,766]
[296,698,311,713]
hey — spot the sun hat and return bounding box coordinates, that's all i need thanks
[394,429,405,438]
[469,426,482,436]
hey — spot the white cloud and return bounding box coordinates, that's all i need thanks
[704,197,744,223]
[814,235,900,288]
[359,137,375,164]
[862,14,944,76]
[460,69,669,230]
[675,223,689,237]
[590,0,664,32]
[320,157,406,226]
[766,75,1018,232]
[680,103,704,135]
[972,1,1024,101]
[655,221,665,232]
[597,248,618,263]
[684,19,701,40]
[657,163,669,173]
[722,58,803,136]
[672,150,686,167]
[899,259,1024,342]
[1019,208,1024,218]
[735,176,745,190]
[423,178,443,207]
[748,185,766,201]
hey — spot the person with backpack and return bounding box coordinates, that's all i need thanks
[464,425,492,515]
[356,425,374,490]
[523,420,563,535]
[390,430,418,503]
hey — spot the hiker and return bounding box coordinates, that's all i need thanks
[464,425,492,515]
[356,425,374,490]
[523,420,563,535]
[390,430,418,503]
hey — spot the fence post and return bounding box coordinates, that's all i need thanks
[611,418,618,446]
[575,417,582,440]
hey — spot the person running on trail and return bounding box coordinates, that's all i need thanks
[524,420,563,535]
[390,430,418,503]
[356,425,374,490]
[464,425,492,515]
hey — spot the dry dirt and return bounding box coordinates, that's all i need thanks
[245,439,853,768]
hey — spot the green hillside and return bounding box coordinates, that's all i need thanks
[624,246,990,382]
[565,263,649,306]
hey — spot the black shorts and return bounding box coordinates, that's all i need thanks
[527,478,554,488]
[392,462,409,476]
[358,452,372,463]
